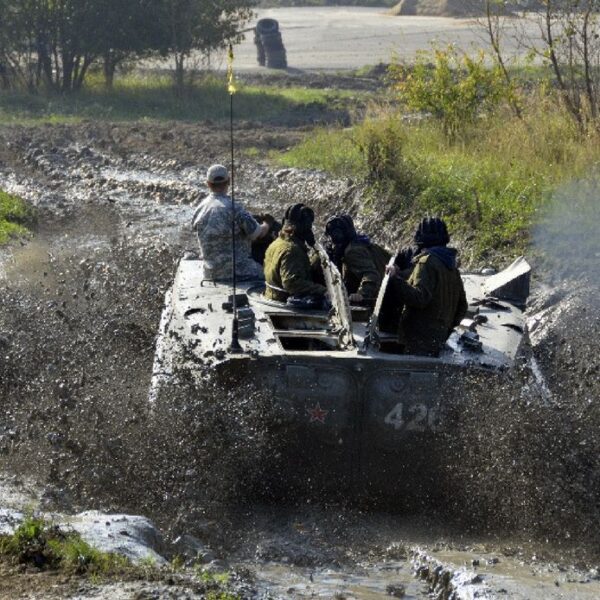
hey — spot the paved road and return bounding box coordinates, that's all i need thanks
[224,7,538,72]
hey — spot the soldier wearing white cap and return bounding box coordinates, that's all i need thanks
[192,164,269,281]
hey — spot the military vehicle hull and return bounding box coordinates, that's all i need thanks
[150,253,530,500]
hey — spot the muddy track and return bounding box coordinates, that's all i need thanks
[0,121,599,598]
[0,121,383,529]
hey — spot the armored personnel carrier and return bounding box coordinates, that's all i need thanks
[150,247,530,501]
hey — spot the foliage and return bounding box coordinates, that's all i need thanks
[0,0,254,92]
[197,569,240,600]
[90,0,168,89]
[278,92,600,262]
[389,46,510,139]
[352,116,409,184]
[0,0,105,92]
[0,189,34,244]
[0,515,129,575]
[486,0,600,128]
[0,517,242,597]
[165,0,254,92]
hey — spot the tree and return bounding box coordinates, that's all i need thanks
[91,0,167,89]
[0,0,46,91]
[35,0,102,92]
[166,0,254,93]
[537,0,600,124]
[0,0,256,93]
[491,0,600,127]
[482,0,522,118]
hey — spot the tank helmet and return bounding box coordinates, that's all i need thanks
[325,214,357,248]
[414,217,450,249]
[284,203,314,226]
[284,203,316,245]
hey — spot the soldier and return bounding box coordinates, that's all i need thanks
[263,203,326,304]
[192,164,269,281]
[387,217,468,356]
[324,214,391,305]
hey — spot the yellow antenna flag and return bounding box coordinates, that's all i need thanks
[227,44,237,95]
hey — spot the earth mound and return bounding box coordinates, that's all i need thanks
[389,0,485,17]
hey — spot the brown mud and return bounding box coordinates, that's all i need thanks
[0,120,599,598]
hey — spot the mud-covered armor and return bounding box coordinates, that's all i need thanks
[390,247,468,356]
[192,192,264,281]
[263,231,326,302]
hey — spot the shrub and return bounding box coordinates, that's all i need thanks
[390,46,510,139]
[0,189,34,244]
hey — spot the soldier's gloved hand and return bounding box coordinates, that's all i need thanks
[261,213,275,227]
[253,213,280,239]
[385,264,400,277]
[324,242,335,260]
[349,292,364,304]
[395,247,415,271]
[257,221,270,239]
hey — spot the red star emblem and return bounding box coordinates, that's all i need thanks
[306,403,328,424]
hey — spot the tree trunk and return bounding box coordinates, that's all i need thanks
[103,53,117,90]
[582,8,597,119]
[62,54,74,93]
[73,56,93,91]
[485,0,521,119]
[0,62,10,90]
[174,53,185,96]
[544,1,583,128]
[37,35,55,91]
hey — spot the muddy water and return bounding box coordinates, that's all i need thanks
[1,125,599,598]
[251,561,427,598]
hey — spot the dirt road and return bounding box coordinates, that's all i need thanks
[225,7,539,71]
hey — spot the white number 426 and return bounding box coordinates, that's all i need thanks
[384,402,442,432]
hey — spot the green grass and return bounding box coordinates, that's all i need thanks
[0,72,362,125]
[0,515,130,576]
[1,515,241,598]
[197,569,240,600]
[0,189,34,244]
[277,97,600,262]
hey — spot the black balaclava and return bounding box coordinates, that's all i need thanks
[284,203,316,247]
[414,217,450,251]
[325,214,357,252]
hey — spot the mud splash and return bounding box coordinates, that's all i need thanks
[0,122,599,598]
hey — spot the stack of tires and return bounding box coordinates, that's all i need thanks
[254,19,287,69]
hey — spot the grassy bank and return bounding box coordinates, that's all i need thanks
[0,515,240,599]
[0,515,131,576]
[0,190,34,244]
[277,98,600,262]
[0,73,361,125]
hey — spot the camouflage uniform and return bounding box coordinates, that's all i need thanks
[342,241,390,301]
[192,192,264,281]
[389,248,468,356]
[263,231,327,302]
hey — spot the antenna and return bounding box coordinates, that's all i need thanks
[227,43,242,353]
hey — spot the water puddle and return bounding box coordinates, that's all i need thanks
[427,549,600,600]
[249,560,428,599]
